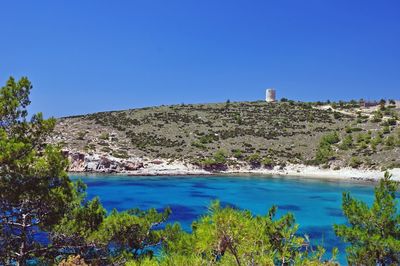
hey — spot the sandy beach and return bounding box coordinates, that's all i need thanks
[124,164,400,182]
[67,153,400,182]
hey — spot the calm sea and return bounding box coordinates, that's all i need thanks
[71,174,381,265]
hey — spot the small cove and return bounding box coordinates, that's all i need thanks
[71,174,384,265]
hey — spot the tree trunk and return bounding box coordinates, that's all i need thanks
[16,213,28,266]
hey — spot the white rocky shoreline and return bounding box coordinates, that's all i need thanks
[65,150,400,182]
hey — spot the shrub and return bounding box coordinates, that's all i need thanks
[380,120,389,127]
[371,134,382,146]
[235,114,243,125]
[382,125,390,134]
[261,157,274,168]
[333,112,342,119]
[198,150,228,171]
[246,153,261,167]
[349,157,362,168]
[191,141,206,150]
[334,172,400,264]
[345,126,364,133]
[112,150,129,159]
[313,132,341,164]
[371,142,377,152]
[339,135,353,150]
[99,132,110,140]
[101,147,112,153]
[379,99,386,110]
[213,150,227,164]
[321,132,340,145]
[199,134,218,144]
[385,162,400,169]
[371,111,383,123]
[77,131,86,140]
[356,133,371,145]
[387,118,397,126]
[385,135,396,148]
[315,144,334,165]
[232,149,243,159]
[84,143,96,150]
[58,255,89,266]
[162,201,338,265]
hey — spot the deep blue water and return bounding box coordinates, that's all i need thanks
[71,174,379,265]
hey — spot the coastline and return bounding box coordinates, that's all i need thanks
[68,156,400,182]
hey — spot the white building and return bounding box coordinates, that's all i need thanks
[266,88,276,102]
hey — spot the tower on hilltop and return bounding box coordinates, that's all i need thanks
[266,88,276,102]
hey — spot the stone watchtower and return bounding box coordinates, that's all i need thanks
[266,88,276,102]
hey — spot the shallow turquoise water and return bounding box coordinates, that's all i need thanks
[71,174,378,265]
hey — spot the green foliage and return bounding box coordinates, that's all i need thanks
[53,201,171,264]
[232,149,243,159]
[397,130,400,147]
[314,132,340,165]
[213,149,228,164]
[379,99,386,110]
[345,126,363,133]
[161,201,337,266]
[385,135,396,148]
[333,112,342,120]
[349,156,362,168]
[54,196,106,238]
[235,113,243,125]
[199,150,228,170]
[199,133,218,144]
[387,118,397,126]
[371,111,383,123]
[339,134,353,150]
[92,208,170,256]
[334,172,400,265]
[383,125,391,134]
[371,134,383,146]
[225,99,231,108]
[99,132,110,140]
[315,144,334,165]
[112,149,129,159]
[261,157,275,168]
[371,141,378,152]
[246,152,261,167]
[0,77,78,265]
[77,131,86,140]
[191,141,206,150]
[126,257,159,266]
[355,132,371,145]
[58,255,89,266]
[321,132,340,145]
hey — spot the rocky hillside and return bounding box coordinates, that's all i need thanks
[50,100,400,172]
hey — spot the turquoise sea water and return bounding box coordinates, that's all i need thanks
[71,174,379,265]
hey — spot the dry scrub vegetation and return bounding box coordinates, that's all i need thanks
[52,100,400,170]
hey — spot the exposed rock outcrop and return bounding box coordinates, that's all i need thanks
[64,150,145,173]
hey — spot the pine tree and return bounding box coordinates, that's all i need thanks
[0,77,78,265]
[334,172,400,265]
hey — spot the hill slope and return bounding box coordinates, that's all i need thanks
[51,100,400,172]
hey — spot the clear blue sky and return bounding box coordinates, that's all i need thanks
[1,0,399,117]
